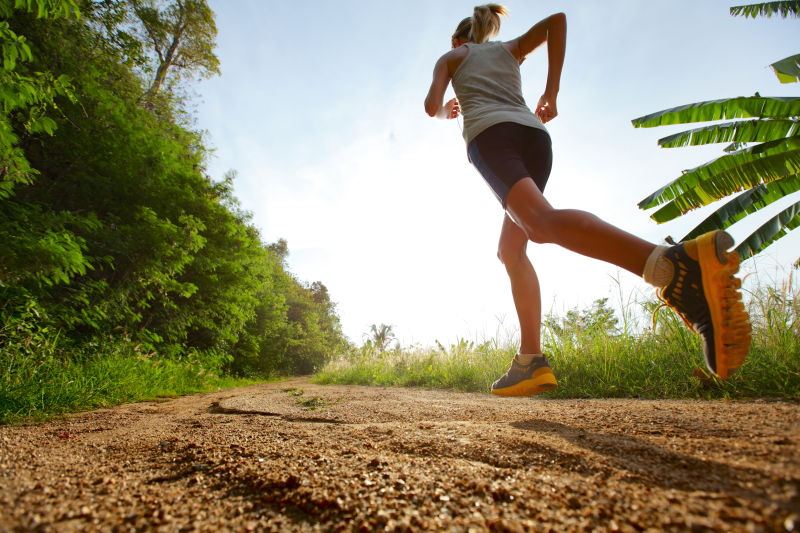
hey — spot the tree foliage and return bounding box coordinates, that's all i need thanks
[0,0,78,198]
[633,2,800,263]
[544,298,619,346]
[130,0,219,99]
[1,0,345,379]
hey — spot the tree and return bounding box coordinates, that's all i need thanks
[366,323,396,352]
[543,298,619,346]
[130,0,219,100]
[632,2,800,264]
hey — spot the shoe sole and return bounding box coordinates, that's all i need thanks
[491,368,558,397]
[697,230,751,379]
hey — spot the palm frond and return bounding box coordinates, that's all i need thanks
[735,200,800,259]
[771,54,800,84]
[681,177,800,240]
[730,1,800,18]
[631,96,800,128]
[639,138,800,210]
[657,118,799,148]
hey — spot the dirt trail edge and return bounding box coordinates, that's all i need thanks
[1,378,799,532]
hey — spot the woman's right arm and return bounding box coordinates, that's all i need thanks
[507,13,566,123]
[425,54,452,117]
[424,49,465,120]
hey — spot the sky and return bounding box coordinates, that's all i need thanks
[196,0,799,348]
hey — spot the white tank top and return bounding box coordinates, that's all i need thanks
[451,41,547,145]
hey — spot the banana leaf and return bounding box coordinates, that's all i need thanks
[681,175,800,240]
[650,160,797,222]
[771,54,800,83]
[736,200,800,259]
[730,2,800,19]
[724,142,748,153]
[639,138,800,209]
[642,162,793,217]
[657,118,799,148]
[631,96,800,128]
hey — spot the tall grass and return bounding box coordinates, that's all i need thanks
[0,311,265,424]
[314,337,512,393]
[315,273,800,400]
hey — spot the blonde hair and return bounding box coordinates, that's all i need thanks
[452,4,508,45]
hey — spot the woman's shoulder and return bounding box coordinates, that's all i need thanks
[442,45,469,76]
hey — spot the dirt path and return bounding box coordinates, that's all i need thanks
[1,378,799,532]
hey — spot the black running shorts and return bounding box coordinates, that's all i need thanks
[467,122,552,208]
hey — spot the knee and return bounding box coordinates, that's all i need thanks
[510,208,556,245]
[520,214,553,244]
[526,227,548,244]
[497,240,527,269]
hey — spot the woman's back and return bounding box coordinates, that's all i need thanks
[451,41,545,144]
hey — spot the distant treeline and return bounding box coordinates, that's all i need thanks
[1,0,346,378]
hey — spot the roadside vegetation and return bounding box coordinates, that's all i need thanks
[315,273,800,400]
[0,1,345,424]
[0,330,270,424]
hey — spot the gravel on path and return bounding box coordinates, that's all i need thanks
[1,378,799,532]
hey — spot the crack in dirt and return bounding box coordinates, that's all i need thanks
[208,401,347,424]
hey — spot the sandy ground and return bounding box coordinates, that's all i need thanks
[1,378,799,532]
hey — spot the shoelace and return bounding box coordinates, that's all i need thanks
[653,291,697,332]
[508,358,529,373]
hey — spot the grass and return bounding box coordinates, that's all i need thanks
[314,272,800,400]
[281,387,340,410]
[0,334,271,425]
[3,272,797,425]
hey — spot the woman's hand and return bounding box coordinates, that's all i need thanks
[535,94,557,123]
[437,97,460,120]
[445,98,460,119]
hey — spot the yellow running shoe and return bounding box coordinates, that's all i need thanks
[658,230,752,379]
[491,355,558,396]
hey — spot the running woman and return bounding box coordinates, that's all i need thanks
[424,5,751,396]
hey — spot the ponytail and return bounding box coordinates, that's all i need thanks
[469,4,507,44]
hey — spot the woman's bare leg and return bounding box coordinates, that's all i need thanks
[497,177,751,385]
[505,178,656,276]
[498,214,541,355]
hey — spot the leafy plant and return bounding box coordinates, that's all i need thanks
[632,2,800,263]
